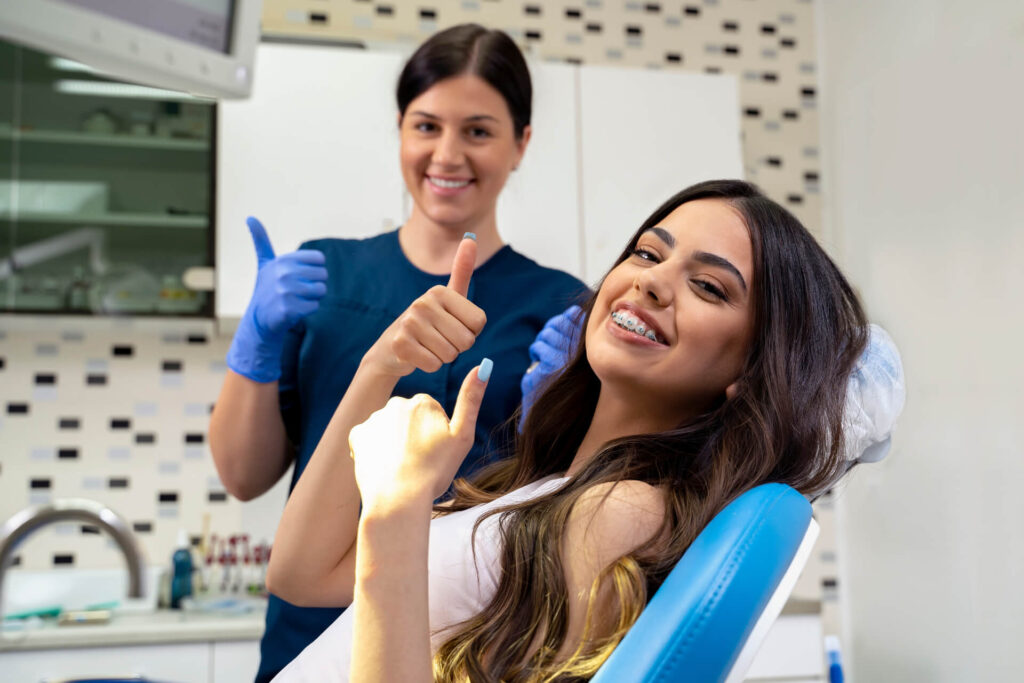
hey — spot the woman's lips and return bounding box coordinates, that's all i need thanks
[612,302,669,345]
[605,314,667,348]
[426,175,474,196]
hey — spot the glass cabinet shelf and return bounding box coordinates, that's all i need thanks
[1,37,216,316]
[0,123,208,151]
[1,210,208,228]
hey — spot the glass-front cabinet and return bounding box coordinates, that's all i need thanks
[0,37,214,315]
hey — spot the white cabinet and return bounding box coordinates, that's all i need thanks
[216,45,742,315]
[2,639,262,683]
[211,639,262,683]
[745,613,826,681]
[2,641,211,683]
[216,44,407,318]
[578,66,743,284]
[494,62,583,279]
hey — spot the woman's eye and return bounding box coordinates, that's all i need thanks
[468,127,492,138]
[630,247,659,263]
[415,122,437,133]
[693,279,727,301]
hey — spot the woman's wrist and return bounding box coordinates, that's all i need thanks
[360,487,434,527]
[353,352,404,389]
[358,345,407,380]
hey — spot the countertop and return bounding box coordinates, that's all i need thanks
[0,599,266,652]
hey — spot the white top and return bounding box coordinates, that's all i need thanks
[273,475,570,682]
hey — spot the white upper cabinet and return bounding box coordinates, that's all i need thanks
[495,62,582,280]
[578,66,743,285]
[216,45,406,318]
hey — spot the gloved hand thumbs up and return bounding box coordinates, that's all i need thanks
[226,216,328,383]
[246,216,277,267]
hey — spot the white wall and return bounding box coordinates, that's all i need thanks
[818,1,1024,680]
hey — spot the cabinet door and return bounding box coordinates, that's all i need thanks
[216,44,406,318]
[495,62,582,280]
[2,642,211,682]
[211,639,261,683]
[744,614,825,680]
[578,67,743,284]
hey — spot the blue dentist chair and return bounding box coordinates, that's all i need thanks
[592,483,817,683]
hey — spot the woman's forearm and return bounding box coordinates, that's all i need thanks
[268,236,483,607]
[265,360,400,606]
[209,371,292,502]
[350,492,434,683]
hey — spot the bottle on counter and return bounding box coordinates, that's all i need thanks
[200,533,217,594]
[825,635,845,683]
[170,528,194,609]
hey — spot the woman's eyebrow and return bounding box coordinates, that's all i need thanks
[639,227,747,292]
[409,111,499,123]
[641,226,675,247]
[692,250,748,292]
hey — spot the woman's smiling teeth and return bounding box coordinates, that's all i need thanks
[428,176,471,189]
[611,310,666,344]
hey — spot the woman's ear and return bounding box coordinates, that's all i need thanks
[513,124,532,170]
[725,380,741,400]
[396,111,403,129]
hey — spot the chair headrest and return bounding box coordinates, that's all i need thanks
[593,483,812,683]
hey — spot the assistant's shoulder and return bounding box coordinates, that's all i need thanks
[299,230,396,258]
[496,249,591,300]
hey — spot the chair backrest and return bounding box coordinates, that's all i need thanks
[592,483,818,683]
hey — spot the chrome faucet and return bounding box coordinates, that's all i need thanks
[0,499,145,620]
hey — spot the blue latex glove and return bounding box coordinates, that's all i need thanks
[226,216,328,382]
[519,305,583,430]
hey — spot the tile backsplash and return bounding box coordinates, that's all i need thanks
[0,317,285,574]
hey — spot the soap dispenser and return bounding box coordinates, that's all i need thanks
[170,529,194,609]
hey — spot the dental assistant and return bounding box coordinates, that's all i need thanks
[208,24,586,681]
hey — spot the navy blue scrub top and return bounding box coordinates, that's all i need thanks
[256,229,588,682]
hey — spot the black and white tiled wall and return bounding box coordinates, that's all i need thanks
[261,0,825,237]
[0,318,248,573]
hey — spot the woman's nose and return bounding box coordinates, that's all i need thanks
[634,266,673,307]
[432,130,464,166]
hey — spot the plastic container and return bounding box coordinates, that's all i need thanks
[170,529,194,609]
[825,634,844,683]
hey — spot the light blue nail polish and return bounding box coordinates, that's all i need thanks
[478,358,493,382]
[463,232,477,241]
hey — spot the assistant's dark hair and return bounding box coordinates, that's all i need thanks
[396,23,532,139]
[433,180,869,681]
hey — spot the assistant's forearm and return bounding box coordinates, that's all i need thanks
[351,494,434,683]
[209,371,292,501]
[267,360,400,606]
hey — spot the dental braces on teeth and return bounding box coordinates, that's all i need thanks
[611,310,663,343]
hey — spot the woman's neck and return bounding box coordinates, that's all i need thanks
[567,387,683,477]
[398,208,504,275]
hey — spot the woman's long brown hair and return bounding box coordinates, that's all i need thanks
[433,180,869,682]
